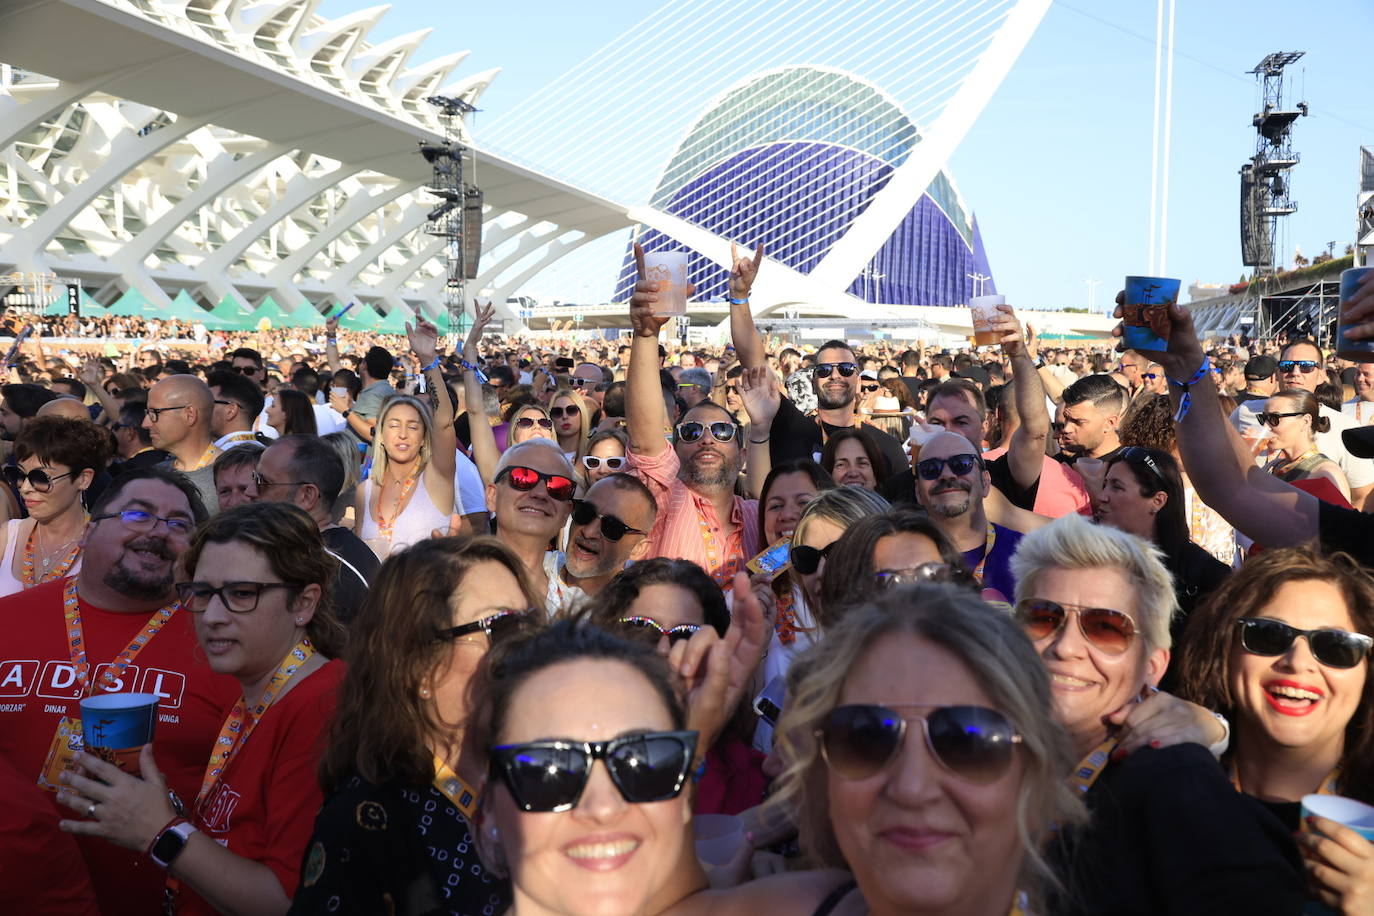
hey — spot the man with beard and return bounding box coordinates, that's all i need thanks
[486,438,577,613]
[560,473,656,597]
[1055,373,1128,500]
[0,468,239,915]
[628,244,760,583]
[915,431,1031,604]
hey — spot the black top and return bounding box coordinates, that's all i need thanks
[289,776,509,916]
[1318,499,1374,567]
[1044,744,1304,916]
[321,527,381,625]
[1158,542,1232,692]
[767,397,907,483]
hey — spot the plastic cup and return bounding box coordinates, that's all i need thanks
[694,813,749,888]
[969,295,1005,347]
[1121,276,1180,352]
[1336,267,1374,362]
[642,250,689,317]
[1301,794,1374,842]
[80,693,158,775]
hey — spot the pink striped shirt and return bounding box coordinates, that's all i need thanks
[634,446,760,586]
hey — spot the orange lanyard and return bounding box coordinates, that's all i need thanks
[695,499,741,588]
[195,637,314,814]
[62,577,177,696]
[185,444,220,472]
[375,471,420,542]
[970,523,997,585]
[432,755,481,822]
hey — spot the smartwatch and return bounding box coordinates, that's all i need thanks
[149,819,197,869]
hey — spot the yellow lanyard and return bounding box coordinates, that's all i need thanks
[970,523,997,585]
[62,577,176,696]
[432,754,481,822]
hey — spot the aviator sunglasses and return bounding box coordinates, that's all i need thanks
[571,499,646,541]
[818,704,1022,784]
[495,465,576,501]
[489,730,699,812]
[675,421,738,444]
[1015,597,1137,656]
[915,453,983,481]
[1236,617,1373,669]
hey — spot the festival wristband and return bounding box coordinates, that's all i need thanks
[460,359,489,384]
[420,356,441,373]
[1166,356,1211,423]
[728,296,749,305]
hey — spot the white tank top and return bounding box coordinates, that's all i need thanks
[0,518,84,598]
[357,474,451,559]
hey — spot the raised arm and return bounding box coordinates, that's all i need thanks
[79,358,120,425]
[407,317,455,479]
[737,365,780,497]
[995,305,1049,491]
[725,242,767,370]
[323,310,343,374]
[462,301,501,484]
[627,243,673,457]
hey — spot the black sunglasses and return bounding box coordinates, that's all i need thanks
[675,421,737,444]
[489,730,698,812]
[618,616,700,645]
[1116,446,1166,484]
[862,383,880,392]
[4,466,73,492]
[790,542,834,576]
[438,610,526,643]
[571,499,645,541]
[1255,411,1304,429]
[495,465,576,501]
[818,704,1022,784]
[550,405,580,419]
[915,453,983,481]
[814,362,859,379]
[1236,617,1373,669]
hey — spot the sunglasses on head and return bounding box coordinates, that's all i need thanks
[790,542,834,576]
[1255,411,1303,428]
[814,362,859,379]
[1016,597,1136,656]
[618,616,700,644]
[818,704,1022,784]
[550,405,580,419]
[1117,446,1166,483]
[1236,617,1373,669]
[438,610,526,643]
[571,499,645,541]
[581,455,625,472]
[496,465,576,501]
[915,453,983,481]
[1278,360,1319,373]
[675,421,737,444]
[4,466,72,492]
[874,563,955,588]
[489,730,698,812]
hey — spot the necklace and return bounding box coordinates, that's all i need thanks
[375,467,420,543]
[22,519,85,587]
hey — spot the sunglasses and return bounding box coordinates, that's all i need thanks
[4,466,73,492]
[790,542,834,576]
[818,704,1022,784]
[1142,373,1159,381]
[1236,617,1373,669]
[581,455,625,472]
[1117,446,1166,484]
[675,421,737,444]
[618,616,701,644]
[1278,360,1319,373]
[439,610,525,643]
[571,499,646,541]
[568,377,595,389]
[489,730,698,813]
[233,365,261,375]
[550,405,580,419]
[515,416,554,430]
[862,383,880,392]
[915,453,983,481]
[874,563,955,587]
[1256,411,1304,428]
[495,465,576,501]
[1016,597,1137,656]
[814,362,859,379]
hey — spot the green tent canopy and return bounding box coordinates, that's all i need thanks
[250,296,296,328]
[77,290,106,317]
[171,292,238,331]
[285,302,326,328]
[105,287,160,317]
[210,294,256,331]
[338,303,383,332]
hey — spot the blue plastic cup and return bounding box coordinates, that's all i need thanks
[1122,276,1181,352]
[1300,794,1374,915]
[80,692,158,775]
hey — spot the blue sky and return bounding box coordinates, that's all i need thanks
[320,0,1374,311]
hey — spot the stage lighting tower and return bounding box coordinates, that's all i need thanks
[421,95,482,339]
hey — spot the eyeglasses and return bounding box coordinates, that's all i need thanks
[489,730,699,812]
[790,542,834,576]
[571,499,645,541]
[814,362,859,379]
[250,470,305,492]
[144,405,189,422]
[1117,446,1166,484]
[1015,597,1137,656]
[1236,617,1373,669]
[874,563,955,587]
[549,405,581,420]
[915,453,983,481]
[514,416,554,430]
[1256,411,1304,428]
[4,466,73,492]
[93,508,195,536]
[212,399,238,410]
[617,616,701,645]
[675,421,737,444]
[581,455,626,472]
[176,581,297,613]
[1278,360,1320,374]
[495,465,576,501]
[817,704,1022,784]
[439,610,526,643]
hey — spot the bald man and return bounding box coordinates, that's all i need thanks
[35,396,91,422]
[143,375,220,514]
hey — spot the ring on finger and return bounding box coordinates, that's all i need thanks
[87,801,98,818]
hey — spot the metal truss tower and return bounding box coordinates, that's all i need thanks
[421,96,482,339]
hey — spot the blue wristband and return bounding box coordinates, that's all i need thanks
[420,356,441,373]
[728,296,749,305]
[460,359,489,385]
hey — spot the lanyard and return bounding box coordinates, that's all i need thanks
[62,577,177,696]
[432,754,481,822]
[184,443,220,472]
[375,470,420,543]
[195,637,315,813]
[24,523,83,588]
[695,497,741,588]
[970,523,997,585]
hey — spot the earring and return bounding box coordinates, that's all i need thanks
[295,618,305,625]
[489,826,499,841]
[419,686,432,699]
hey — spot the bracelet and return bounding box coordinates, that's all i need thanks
[459,359,489,384]
[690,757,708,783]
[1207,710,1231,758]
[1166,356,1211,422]
[146,816,187,856]
[326,336,337,343]
[748,436,770,445]
[728,296,750,305]
[420,356,441,373]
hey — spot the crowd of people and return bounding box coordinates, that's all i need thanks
[1,248,1373,916]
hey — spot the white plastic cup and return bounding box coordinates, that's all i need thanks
[694,813,749,888]
[643,250,689,317]
[969,294,1006,347]
[1301,794,1374,842]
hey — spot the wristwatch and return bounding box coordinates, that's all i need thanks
[150,819,197,869]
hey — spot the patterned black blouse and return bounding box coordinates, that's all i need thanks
[289,776,510,915]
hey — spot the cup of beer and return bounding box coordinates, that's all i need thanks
[80,693,158,775]
[1122,276,1180,352]
[969,295,1005,347]
[642,250,689,317]
[1336,267,1374,362]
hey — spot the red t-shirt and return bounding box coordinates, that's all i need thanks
[176,659,343,915]
[0,754,99,916]
[0,576,240,916]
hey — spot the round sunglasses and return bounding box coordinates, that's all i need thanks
[818,704,1022,784]
[675,421,737,444]
[1236,617,1373,669]
[915,453,983,481]
[1015,597,1137,656]
[618,616,700,645]
[496,465,575,501]
[571,499,645,541]
[489,730,698,812]
[550,405,580,420]
[4,466,73,492]
[813,362,859,379]
[581,455,626,472]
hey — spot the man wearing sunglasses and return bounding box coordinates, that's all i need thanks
[143,375,221,516]
[561,474,656,597]
[485,439,578,613]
